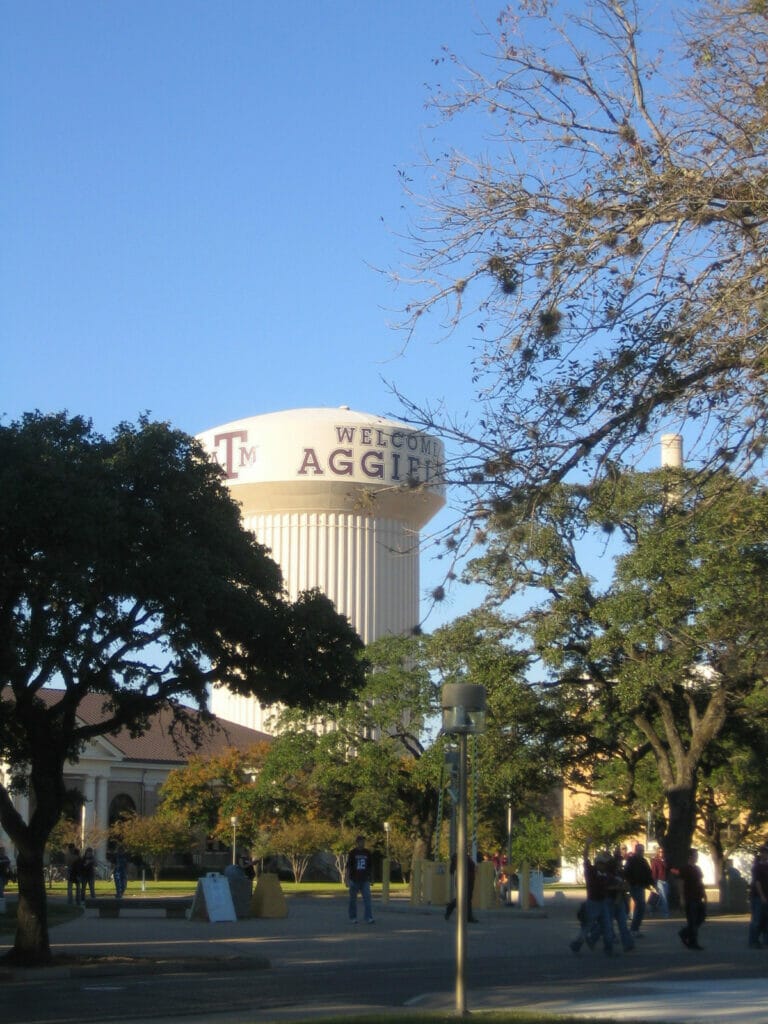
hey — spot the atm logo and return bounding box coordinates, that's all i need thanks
[210,430,258,479]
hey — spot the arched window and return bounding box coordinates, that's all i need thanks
[108,793,136,825]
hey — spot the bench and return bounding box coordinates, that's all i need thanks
[85,897,192,919]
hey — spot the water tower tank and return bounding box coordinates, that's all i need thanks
[196,407,445,730]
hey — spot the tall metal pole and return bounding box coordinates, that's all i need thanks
[506,795,513,900]
[455,732,468,1016]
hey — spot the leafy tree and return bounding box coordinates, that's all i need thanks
[158,747,269,835]
[274,635,443,859]
[267,819,336,884]
[250,729,329,824]
[111,811,194,882]
[426,610,568,861]
[43,815,108,886]
[329,827,358,882]
[509,815,560,872]
[393,0,768,535]
[0,412,364,965]
[467,468,768,872]
[562,801,638,867]
[695,720,768,873]
[216,626,567,870]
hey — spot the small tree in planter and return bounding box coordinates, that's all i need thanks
[330,828,358,883]
[268,820,335,884]
[510,814,561,898]
[111,811,195,882]
[563,800,638,872]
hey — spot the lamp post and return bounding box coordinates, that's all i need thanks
[230,815,238,865]
[442,683,487,1017]
[506,793,513,900]
[382,821,391,904]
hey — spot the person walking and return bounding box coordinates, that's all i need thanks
[606,850,635,952]
[624,842,654,937]
[240,852,256,882]
[748,845,768,948]
[677,848,707,950]
[651,846,670,918]
[64,843,79,904]
[347,835,375,924]
[81,846,96,900]
[445,852,478,923]
[112,845,128,899]
[570,847,613,955]
[67,846,85,905]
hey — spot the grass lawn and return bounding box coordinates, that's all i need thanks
[31,878,412,899]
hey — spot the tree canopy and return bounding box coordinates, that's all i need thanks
[394,0,768,523]
[465,466,768,871]
[0,411,365,964]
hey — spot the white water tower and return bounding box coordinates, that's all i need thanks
[196,407,445,730]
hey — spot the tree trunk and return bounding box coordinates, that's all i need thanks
[664,783,697,911]
[4,848,52,966]
[0,747,67,965]
[710,845,725,887]
[665,783,697,870]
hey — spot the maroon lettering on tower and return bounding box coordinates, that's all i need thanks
[297,448,324,475]
[212,430,248,479]
[360,450,385,479]
[239,445,258,468]
[328,448,354,476]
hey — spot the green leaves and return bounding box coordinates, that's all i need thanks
[461,464,768,863]
[0,411,368,961]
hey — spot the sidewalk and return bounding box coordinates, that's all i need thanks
[3,888,768,1023]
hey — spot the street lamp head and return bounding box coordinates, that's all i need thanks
[383,821,390,832]
[230,815,238,827]
[441,683,487,735]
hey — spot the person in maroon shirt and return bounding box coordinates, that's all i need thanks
[677,848,706,950]
[651,846,670,918]
[570,846,614,954]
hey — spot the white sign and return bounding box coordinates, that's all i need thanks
[194,872,237,922]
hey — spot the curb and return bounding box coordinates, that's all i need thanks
[0,954,270,982]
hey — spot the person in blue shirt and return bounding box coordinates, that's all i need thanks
[112,845,128,899]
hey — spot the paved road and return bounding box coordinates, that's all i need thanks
[2,891,768,1023]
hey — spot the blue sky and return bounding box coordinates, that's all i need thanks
[2,1,507,626]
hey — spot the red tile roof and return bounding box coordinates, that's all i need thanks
[31,689,271,765]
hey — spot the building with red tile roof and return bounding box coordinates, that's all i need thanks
[2,688,270,865]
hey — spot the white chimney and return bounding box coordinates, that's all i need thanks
[660,434,683,469]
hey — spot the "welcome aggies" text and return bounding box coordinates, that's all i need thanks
[210,424,443,484]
